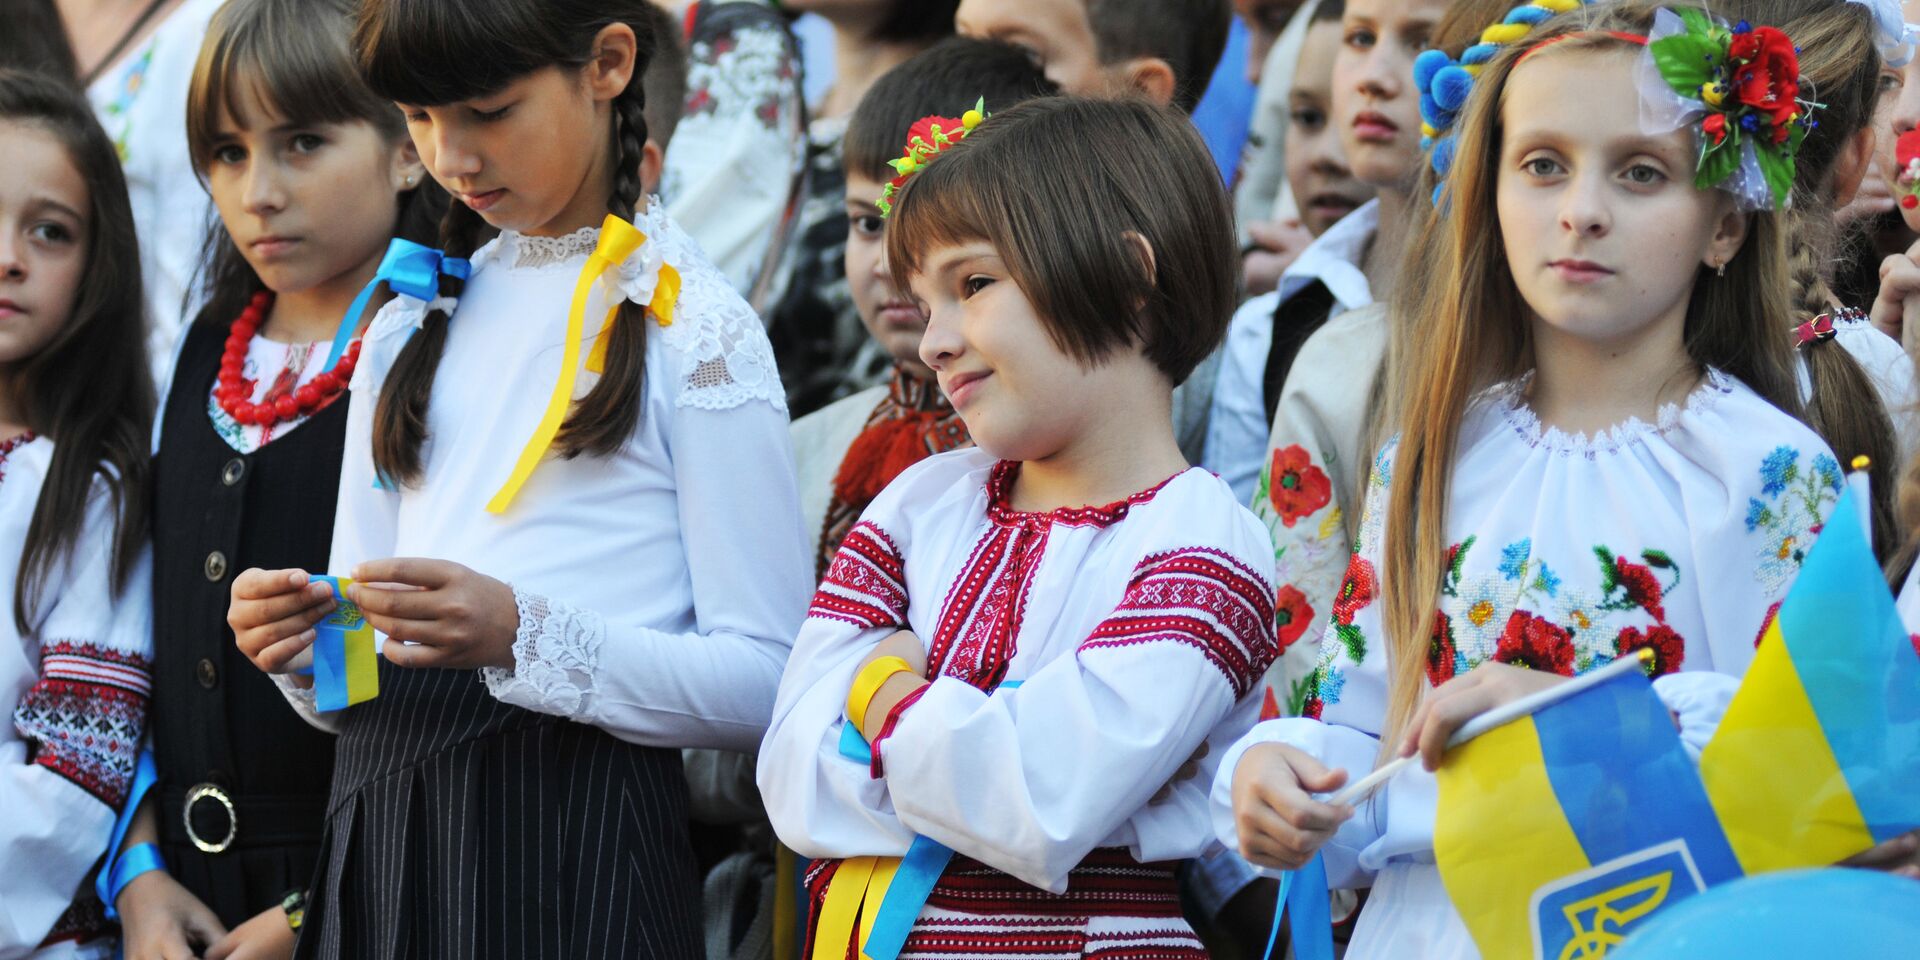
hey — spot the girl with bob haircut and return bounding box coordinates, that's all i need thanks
[1217,3,1859,955]
[110,0,450,956]
[759,96,1277,959]
[224,0,812,956]
[0,68,154,957]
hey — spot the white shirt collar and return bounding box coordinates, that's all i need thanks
[1274,198,1378,314]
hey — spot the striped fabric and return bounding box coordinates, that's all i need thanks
[293,662,703,959]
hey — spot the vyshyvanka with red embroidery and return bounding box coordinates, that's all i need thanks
[760,447,1281,958]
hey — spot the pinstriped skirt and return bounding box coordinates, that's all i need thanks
[293,664,703,959]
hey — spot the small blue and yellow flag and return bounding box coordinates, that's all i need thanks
[1433,662,1741,959]
[1433,479,1920,959]
[1697,482,1920,873]
[311,575,379,711]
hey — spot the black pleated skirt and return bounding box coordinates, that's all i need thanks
[293,662,703,959]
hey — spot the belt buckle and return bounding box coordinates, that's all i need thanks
[183,783,238,854]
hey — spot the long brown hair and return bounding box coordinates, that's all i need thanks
[1378,3,1804,743]
[352,0,657,486]
[0,70,153,632]
[185,0,448,337]
[1730,0,1902,562]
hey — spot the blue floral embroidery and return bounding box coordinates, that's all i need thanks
[1746,497,1772,532]
[1760,445,1799,496]
[1500,540,1533,580]
[1317,664,1347,705]
[1748,446,1840,597]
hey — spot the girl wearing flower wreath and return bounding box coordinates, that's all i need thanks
[222,0,812,955]
[109,1,448,957]
[759,97,1278,959]
[1217,4,1860,955]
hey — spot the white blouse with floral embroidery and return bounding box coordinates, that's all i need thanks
[270,199,813,753]
[1213,368,1840,960]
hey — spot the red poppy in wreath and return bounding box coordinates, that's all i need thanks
[1493,610,1576,676]
[1268,445,1332,527]
[1615,623,1686,677]
[1427,611,1458,686]
[1274,585,1316,652]
[1332,555,1377,625]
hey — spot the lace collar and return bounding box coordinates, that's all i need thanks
[1498,368,1735,458]
[984,459,1187,529]
[484,198,672,272]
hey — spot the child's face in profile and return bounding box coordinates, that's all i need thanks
[1496,47,1746,349]
[0,119,87,369]
[1288,17,1373,236]
[907,240,1149,462]
[956,0,1109,99]
[1333,0,1447,190]
[845,169,934,380]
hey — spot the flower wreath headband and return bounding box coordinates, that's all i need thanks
[1419,0,1914,211]
[876,97,986,218]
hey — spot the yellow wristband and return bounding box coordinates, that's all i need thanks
[846,656,915,734]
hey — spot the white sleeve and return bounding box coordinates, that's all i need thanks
[2,489,150,954]
[878,549,1279,892]
[479,398,811,751]
[1209,718,1387,891]
[759,520,920,861]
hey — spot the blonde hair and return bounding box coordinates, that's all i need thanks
[1377,1,1805,744]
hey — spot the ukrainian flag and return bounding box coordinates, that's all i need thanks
[1433,482,1920,959]
[1697,485,1920,873]
[1433,663,1741,960]
[312,575,380,711]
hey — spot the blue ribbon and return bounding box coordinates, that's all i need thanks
[96,749,162,920]
[324,237,472,370]
[1263,853,1335,960]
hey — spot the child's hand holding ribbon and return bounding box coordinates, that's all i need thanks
[344,558,520,670]
[229,568,338,681]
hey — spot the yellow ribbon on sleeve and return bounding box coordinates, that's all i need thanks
[812,855,901,960]
[487,214,646,514]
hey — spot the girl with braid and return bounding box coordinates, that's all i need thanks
[223,1,812,956]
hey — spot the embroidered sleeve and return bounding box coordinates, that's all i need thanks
[621,214,786,414]
[1079,548,1281,699]
[1744,445,1841,601]
[1250,442,1348,717]
[808,521,910,631]
[12,641,150,807]
[479,588,606,718]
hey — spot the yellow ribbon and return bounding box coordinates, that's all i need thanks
[487,214,646,514]
[813,855,901,960]
[585,259,681,373]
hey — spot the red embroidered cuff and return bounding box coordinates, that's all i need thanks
[869,682,930,779]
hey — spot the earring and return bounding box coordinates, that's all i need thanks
[404,175,416,186]
[1715,260,1727,278]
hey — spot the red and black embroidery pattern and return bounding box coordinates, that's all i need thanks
[13,640,151,807]
[1079,549,1280,700]
[808,521,910,631]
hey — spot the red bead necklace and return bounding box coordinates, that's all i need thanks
[215,290,360,427]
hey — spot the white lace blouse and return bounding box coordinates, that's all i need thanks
[1213,369,1840,959]
[274,200,813,752]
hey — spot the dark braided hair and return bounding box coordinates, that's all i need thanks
[352,0,658,484]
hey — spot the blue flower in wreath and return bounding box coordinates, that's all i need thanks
[1760,445,1799,496]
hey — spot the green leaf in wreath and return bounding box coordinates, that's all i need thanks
[1650,34,1719,96]
[1754,142,1794,208]
[1696,137,1743,190]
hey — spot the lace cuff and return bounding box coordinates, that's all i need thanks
[479,589,607,719]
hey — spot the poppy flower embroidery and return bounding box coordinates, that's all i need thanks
[1274,585,1316,652]
[1266,445,1333,528]
[1493,611,1577,676]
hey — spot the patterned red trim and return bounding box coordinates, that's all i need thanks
[984,460,1186,529]
[868,681,929,779]
[925,522,1049,690]
[1078,548,1280,699]
[13,640,150,807]
[0,430,35,487]
[808,521,909,630]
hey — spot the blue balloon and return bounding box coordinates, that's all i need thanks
[1612,869,1920,959]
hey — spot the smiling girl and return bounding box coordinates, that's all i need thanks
[760,96,1278,959]
[222,0,812,956]
[1218,5,1852,955]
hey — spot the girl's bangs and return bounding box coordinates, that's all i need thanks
[883,157,1001,293]
[355,0,571,106]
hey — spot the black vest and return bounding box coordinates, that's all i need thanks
[148,317,345,924]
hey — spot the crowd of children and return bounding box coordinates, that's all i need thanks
[2,0,1918,958]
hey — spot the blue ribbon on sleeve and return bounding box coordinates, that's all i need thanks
[95,749,162,920]
[323,237,472,370]
[1262,853,1335,960]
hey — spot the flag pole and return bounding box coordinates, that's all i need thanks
[1326,649,1653,807]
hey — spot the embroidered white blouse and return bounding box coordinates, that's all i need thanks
[1212,370,1839,959]
[759,448,1281,892]
[273,200,812,753]
[1,436,152,955]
